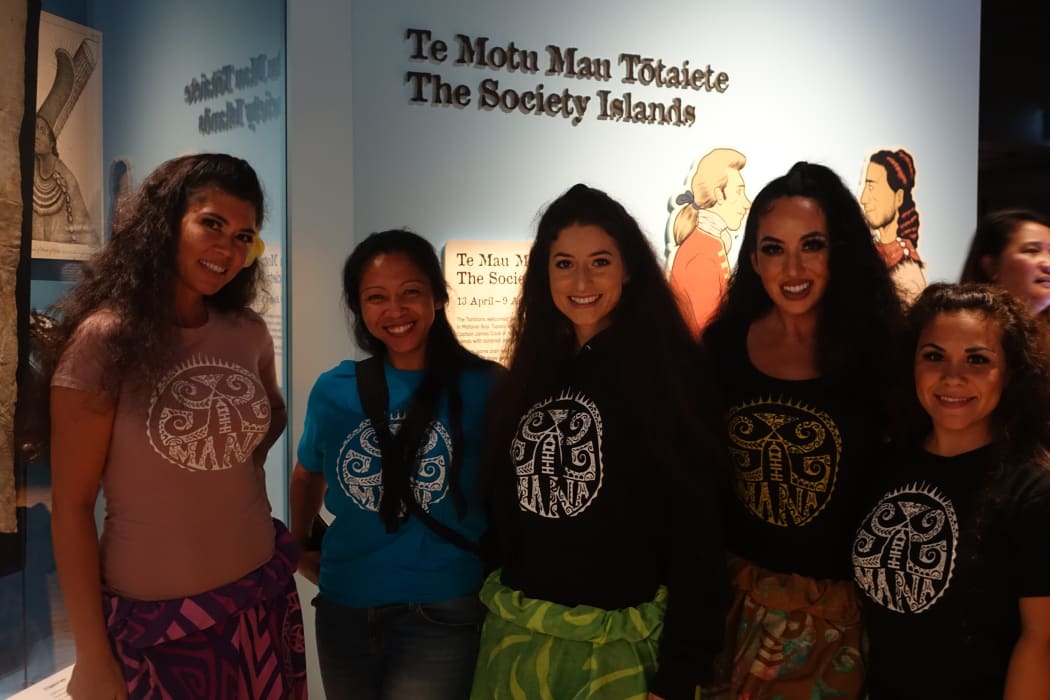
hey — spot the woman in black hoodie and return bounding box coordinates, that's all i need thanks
[471,183,730,700]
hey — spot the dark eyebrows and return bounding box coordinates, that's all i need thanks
[758,232,826,243]
[198,209,258,234]
[920,341,995,354]
[201,211,229,225]
[551,249,614,258]
[362,279,425,291]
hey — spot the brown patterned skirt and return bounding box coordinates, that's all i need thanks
[705,556,864,700]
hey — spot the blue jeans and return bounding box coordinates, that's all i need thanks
[313,592,484,700]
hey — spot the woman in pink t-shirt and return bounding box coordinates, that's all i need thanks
[42,154,304,699]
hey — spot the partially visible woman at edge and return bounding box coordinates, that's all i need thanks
[289,230,499,700]
[701,162,904,698]
[44,154,303,699]
[471,184,730,700]
[960,208,1050,316]
[853,283,1050,698]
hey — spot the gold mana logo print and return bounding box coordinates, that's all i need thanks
[727,397,843,527]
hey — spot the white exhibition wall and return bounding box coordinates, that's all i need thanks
[350,0,980,274]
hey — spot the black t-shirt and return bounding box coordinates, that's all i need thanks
[705,321,883,581]
[853,445,1050,699]
[495,329,728,699]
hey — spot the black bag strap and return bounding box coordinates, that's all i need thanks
[356,356,481,555]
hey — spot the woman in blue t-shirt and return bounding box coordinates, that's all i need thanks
[853,283,1050,699]
[289,230,498,700]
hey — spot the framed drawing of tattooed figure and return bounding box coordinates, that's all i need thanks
[32,12,102,262]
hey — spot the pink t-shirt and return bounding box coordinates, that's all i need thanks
[53,308,283,600]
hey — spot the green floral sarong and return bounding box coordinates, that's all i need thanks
[470,570,667,700]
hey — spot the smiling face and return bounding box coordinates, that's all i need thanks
[914,310,1004,454]
[359,252,439,370]
[173,187,259,324]
[750,196,830,321]
[984,221,1050,314]
[549,223,628,348]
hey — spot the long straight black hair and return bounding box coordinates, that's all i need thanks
[706,161,904,386]
[490,184,727,504]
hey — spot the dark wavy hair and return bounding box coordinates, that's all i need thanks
[706,161,904,385]
[36,152,266,402]
[960,208,1050,284]
[22,154,266,461]
[891,283,1050,466]
[490,183,727,499]
[342,230,491,530]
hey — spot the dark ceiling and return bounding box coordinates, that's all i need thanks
[978,0,1050,212]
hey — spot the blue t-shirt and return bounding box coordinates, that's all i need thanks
[298,358,495,607]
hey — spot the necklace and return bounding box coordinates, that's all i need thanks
[33,161,78,241]
[33,161,76,232]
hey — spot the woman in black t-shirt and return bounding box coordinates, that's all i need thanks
[702,162,903,699]
[853,283,1050,699]
[471,184,730,700]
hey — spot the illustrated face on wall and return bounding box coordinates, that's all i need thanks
[34,116,55,156]
[750,196,830,321]
[548,223,627,348]
[860,162,903,230]
[914,310,1004,451]
[359,252,440,370]
[711,168,751,232]
[982,221,1050,314]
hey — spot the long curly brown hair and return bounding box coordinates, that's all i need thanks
[24,154,266,459]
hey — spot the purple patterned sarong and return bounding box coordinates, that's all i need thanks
[103,519,307,699]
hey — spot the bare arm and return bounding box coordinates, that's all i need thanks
[1004,596,1050,700]
[50,386,126,699]
[253,340,287,470]
[289,462,326,584]
[253,399,287,472]
[250,323,285,470]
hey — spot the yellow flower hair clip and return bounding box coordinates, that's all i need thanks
[246,236,266,266]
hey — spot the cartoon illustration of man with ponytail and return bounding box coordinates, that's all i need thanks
[860,148,926,303]
[667,148,751,334]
